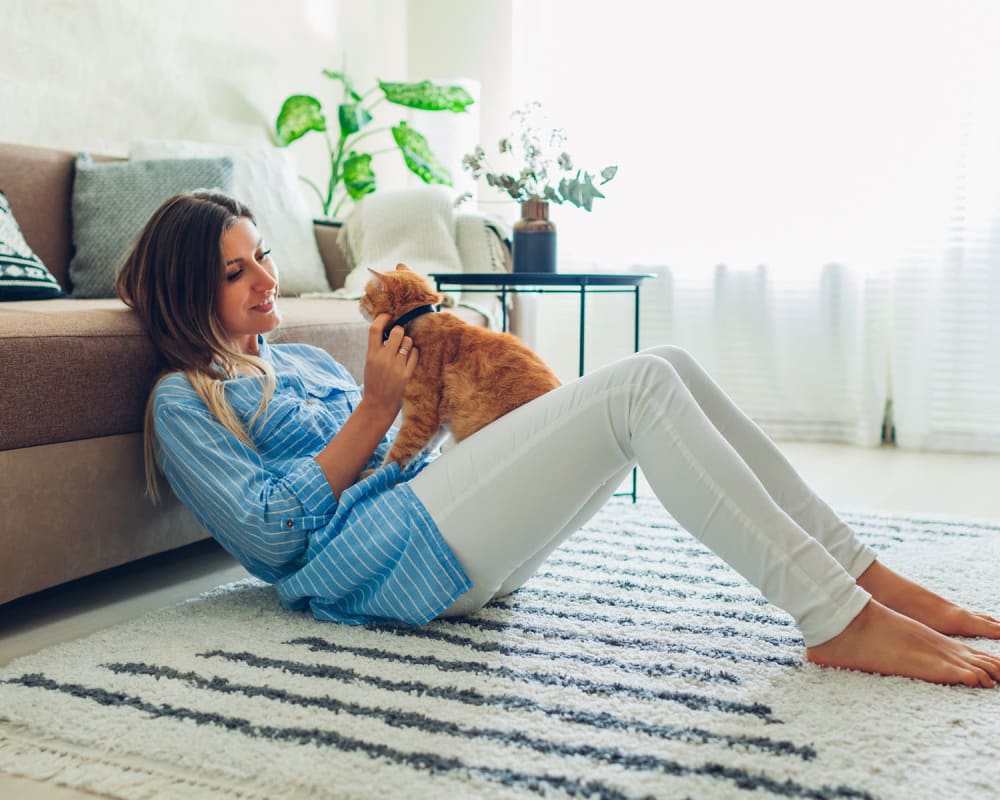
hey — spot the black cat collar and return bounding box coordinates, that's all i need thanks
[383,304,438,342]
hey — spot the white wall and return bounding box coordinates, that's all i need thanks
[406,0,515,212]
[0,0,521,216]
[0,0,409,214]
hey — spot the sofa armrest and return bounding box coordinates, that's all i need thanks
[313,219,350,290]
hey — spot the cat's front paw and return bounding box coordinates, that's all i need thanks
[382,450,414,472]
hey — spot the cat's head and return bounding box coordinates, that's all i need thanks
[360,263,444,321]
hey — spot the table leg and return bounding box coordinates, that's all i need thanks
[610,285,642,504]
[634,285,641,353]
[631,285,642,501]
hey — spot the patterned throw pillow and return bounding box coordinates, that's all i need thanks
[0,189,65,300]
[69,154,235,298]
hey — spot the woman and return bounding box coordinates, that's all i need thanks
[118,190,1000,688]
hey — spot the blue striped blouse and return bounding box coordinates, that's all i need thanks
[151,338,471,625]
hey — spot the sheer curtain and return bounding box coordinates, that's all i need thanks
[892,109,1000,453]
[507,0,1000,450]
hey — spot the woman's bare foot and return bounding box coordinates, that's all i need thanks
[856,560,1000,638]
[806,599,1000,687]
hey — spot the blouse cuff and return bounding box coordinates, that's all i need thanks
[284,457,338,518]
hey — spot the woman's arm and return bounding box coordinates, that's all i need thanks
[154,386,337,577]
[313,313,417,497]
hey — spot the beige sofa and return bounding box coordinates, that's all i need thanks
[0,142,503,606]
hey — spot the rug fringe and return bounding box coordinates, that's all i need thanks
[0,725,272,800]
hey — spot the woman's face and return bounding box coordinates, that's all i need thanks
[217,217,281,355]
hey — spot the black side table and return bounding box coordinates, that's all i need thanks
[431,272,654,501]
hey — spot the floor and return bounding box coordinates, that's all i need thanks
[3,441,1000,798]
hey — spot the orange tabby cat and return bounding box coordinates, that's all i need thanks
[360,263,561,469]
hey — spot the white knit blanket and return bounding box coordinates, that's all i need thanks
[306,187,508,328]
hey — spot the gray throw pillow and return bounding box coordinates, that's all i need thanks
[69,154,235,298]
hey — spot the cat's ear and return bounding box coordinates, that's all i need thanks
[367,268,387,290]
[394,263,412,272]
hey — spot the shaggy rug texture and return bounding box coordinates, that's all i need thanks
[1,496,998,800]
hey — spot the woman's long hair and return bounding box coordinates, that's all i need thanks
[117,191,276,502]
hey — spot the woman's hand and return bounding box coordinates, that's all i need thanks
[313,314,418,499]
[361,313,418,419]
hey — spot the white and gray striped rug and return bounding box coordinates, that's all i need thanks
[1,496,999,800]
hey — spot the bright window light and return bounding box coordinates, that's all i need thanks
[511,0,1000,277]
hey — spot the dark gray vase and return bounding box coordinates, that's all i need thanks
[512,200,556,273]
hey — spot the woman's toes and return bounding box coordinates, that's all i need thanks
[975,614,1000,636]
[959,667,993,689]
[943,608,1000,638]
[957,669,978,688]
[972,653,1000,681]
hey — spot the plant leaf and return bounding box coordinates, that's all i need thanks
[580,175,605,211]
[557,174,606,211]
[322,69,362,102]
[600,165,618,183]
[391,123,452,185]
[380,80,474,112]
[275,95,326,145]
[558,177,574,205]
[585,173,606,197]
[343,153,376,199]
[338,103,373,136]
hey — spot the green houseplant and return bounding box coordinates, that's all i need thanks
[460,101,617,212]
[275,71,475,217]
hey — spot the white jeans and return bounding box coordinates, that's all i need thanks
[409,345,876,647]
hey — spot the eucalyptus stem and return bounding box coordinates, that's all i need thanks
[459,102,617,211]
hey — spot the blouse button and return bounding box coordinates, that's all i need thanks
[306,399,315,405]
[285,519,294,529]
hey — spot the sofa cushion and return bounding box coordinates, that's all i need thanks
[130,139,331,297]
[0,298,163,450]
[0,297,487,451]
[68,154,236,298]
[0,189,65,300]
